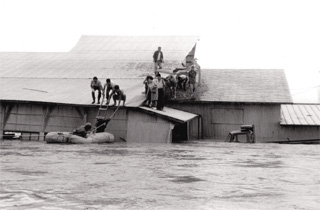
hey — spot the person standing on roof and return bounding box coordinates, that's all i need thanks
[154,73,165,110]
[153,47,164,72]
[188,66,197,97]
[103,78,116,105]
[109,85,126,106]
[145,76,158,108]
[90,76,103,104]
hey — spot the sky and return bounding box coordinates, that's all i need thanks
[0,0,319,103]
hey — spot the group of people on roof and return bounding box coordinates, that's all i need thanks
[90,77,126,106]
[142,47,199,110]
[144,73,166,110]
[89,46,199,110]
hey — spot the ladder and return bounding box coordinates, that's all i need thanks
[96,106,109,119]
[96,96,109,119]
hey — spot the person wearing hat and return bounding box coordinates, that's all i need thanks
[153,47,164,72]
[73,122,92,138]
[90,76,103,104]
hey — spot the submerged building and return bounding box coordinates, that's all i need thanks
[0,36,319,143]
[0,36,200,143]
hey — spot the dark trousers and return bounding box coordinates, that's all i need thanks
[146,90,151,106]
[157,88,164,110]
[106,87,112,100]
[92,90,101,102]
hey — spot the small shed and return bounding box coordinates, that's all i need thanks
[280,104,320,140]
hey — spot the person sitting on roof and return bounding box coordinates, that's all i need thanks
[153,46,164,72]
[188,66,197,97]
[90,76,103,104]
[103,78,116,105]
[73,122,92,138]
[95,117,111,133]
[109,85,126,106]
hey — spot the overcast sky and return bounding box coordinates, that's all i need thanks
[0,0,319,103]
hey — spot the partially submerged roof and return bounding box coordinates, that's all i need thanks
[198,69,293,103]
[0,78,144,107]
[280,104,320,126]
[0,35,199,79]
[0,35,199,106]
[71,35,199,61]
[139,106,198,123]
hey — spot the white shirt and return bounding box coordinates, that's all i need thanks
[155,79,164,89]
[157,51,162,61]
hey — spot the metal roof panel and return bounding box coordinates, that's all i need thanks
[280,104,320,126]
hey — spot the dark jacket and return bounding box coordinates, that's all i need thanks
[153,51,164,62]
[73,123,91,138]
[95,118,110,133]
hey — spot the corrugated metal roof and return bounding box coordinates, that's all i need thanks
[0,36,199,79]
[197,69,293,103]
[139,106,198,123]
[280,104,320,126]
[0,36,199,106]
[0,78,144,107]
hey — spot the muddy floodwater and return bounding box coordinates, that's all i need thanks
[0,140,319,210]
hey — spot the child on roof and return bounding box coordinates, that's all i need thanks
[90,76,103,104]
[145,76,158,108]
[154,73,165,110]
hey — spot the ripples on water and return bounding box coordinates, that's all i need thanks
[0,140,319,210]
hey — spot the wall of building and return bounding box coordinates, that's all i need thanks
[0,102,128,141]
[279,126,320,140]
[168,102,282,142]
[0,102,179,143]
[127,110,173,143]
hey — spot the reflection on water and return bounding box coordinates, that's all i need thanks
[0,140,319,210]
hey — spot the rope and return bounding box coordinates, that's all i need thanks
[109,105,121,119]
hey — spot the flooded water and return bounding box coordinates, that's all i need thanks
[0,140,319,210]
